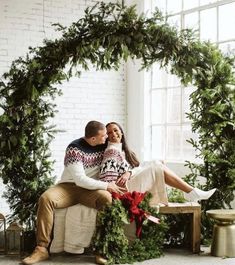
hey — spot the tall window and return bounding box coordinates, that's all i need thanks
[150,0,235,162]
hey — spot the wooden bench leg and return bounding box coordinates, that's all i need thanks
[191,208,201,253]
[159,203,201,253]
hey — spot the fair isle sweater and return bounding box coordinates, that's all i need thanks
[99,142,131,182]
[59,138,109,190]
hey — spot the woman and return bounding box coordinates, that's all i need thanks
[96,121,216,264]
[100,121,216,205]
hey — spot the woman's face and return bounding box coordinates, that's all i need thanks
[106,123,122,143]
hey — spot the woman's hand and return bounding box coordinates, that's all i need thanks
[116,171,131,186]
[107,181,127,194]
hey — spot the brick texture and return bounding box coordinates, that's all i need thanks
[0,0,126,215]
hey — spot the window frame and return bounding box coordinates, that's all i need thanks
[149,0,235,163]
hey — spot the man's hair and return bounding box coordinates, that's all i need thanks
[85,121,105,138]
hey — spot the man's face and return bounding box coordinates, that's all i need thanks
[93,128,108,145]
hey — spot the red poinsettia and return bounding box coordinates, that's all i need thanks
[112,191,153,237]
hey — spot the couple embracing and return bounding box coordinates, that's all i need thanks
[22,120,216,265]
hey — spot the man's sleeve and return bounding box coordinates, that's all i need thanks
[66,162,108,190]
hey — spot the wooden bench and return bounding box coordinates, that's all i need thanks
[51,202,201,254]
[159,202,201,254]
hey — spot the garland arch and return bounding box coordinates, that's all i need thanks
[0,1,234,235]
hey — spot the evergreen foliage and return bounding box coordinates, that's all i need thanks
[0,1,234,240]
[93,193,167,264]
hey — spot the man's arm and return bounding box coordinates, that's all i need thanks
[66,162,126,193]
[64,144,127,193]
[66,162,108,190]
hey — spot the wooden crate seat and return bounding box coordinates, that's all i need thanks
[159,202,201,253]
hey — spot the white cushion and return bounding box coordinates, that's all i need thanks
[50,204,97,254]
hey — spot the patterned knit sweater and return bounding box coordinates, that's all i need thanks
[59,138,108,190]
[99,142,131,182]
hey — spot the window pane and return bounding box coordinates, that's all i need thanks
[167,0,182,14]
[152,0,166,14]
[151,90,166,124]
[200,8,217,42]
[167,14,181,28]
[152,126,165,159]
[167,69,181,87]
[219,41,235,54]
[183,0,199,10]
[166,126,181,160]
[200,0,217,6]
[218,3,235,41]
[182,86,196,122]
[182,125,197,161]
[184,12,199,32]
[167,87,181,123]
[152,64,168,88]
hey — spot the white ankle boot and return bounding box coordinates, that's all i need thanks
[184,188,216,202]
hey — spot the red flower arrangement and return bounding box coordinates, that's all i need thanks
[112,191,160,237]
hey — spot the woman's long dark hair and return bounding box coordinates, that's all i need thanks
[106,122,140,168]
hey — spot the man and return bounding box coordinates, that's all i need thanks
[22,120,127,265]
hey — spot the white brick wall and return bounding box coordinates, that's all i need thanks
[0,0,127,215]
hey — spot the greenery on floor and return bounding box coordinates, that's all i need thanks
[93,192,168,264]
[0,0,234,245]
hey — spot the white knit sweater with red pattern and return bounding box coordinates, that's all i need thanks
[99,142,131,182]
[59,138,108,190]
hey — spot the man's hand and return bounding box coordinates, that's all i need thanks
[107,181,127,194]
[116,171,131,186]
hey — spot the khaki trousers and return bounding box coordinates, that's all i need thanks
[36,183,112,247]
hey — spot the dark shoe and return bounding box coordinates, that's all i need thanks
[95,254,108,264]
[22,246,49,264]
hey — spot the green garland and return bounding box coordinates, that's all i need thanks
[93,193,168,264]
[0,1,234,238]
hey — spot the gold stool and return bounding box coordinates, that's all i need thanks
[206,209,235,257]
